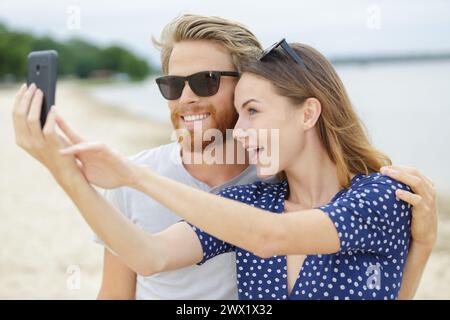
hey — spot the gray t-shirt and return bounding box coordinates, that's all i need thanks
[93,142,272,300]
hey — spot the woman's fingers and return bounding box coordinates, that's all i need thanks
[58,131,73,148]
[19,83,37,119]
[75,158,85,171]
[55,112,84,144]
[59,141,103,156]
[12,83,27,117]
[13,83,35,138]
[42,106,61,146]
[27,89,44,141]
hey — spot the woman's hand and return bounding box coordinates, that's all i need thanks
[380,165,438,248]
[56,114,140,189]
[12,83,83,186]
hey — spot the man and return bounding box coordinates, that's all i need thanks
[12,14,437,300]
[95,14,263,300]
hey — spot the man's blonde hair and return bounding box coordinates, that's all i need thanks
[153,14,262,74]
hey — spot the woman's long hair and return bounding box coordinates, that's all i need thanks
[240,43,391,188]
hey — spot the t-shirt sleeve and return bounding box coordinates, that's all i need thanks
[318,174,412,255]
[92,187,129,253]
[92,152,151,248]
[185,187,240,265]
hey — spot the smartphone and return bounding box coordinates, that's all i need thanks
[27,50,58,128]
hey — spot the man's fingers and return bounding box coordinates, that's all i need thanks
[383,165,427,184]
[27,89,44,141]
[385,165,417,174]
[381,165,436,198]
[422,175,435,190]
[395,189,422,207]
[425,176,434,187]
[55,112,84,144]
[380,166,423,192]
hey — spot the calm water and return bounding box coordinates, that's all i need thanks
[88,61,450,193]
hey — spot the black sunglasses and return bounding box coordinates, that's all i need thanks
[260,38,306,68]
[155,70,240,100]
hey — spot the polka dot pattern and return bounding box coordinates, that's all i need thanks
[189,173,412,300]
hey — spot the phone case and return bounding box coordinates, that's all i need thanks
[27,50,58,128]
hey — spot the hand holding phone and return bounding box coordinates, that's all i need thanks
[27,50,58,128]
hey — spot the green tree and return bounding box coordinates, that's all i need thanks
[0,21,155,81]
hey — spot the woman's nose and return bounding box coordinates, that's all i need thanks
[233,116,249,143]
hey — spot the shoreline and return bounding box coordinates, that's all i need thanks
[58,80,173,155]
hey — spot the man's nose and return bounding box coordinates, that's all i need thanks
[178,81,199,104]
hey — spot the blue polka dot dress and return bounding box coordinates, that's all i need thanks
[189,173,412,300]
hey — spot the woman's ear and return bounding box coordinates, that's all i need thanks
[301,97,322,130]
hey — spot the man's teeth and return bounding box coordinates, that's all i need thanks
[183,113,210,122]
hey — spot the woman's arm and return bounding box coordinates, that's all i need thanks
[59,139,412,258]
[11,86,203,277]
[51,111,340,257]
[129,164,341,257]
[58,172,203,275]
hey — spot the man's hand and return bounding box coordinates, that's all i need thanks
[380,165,437,248]
[12,83,82,186]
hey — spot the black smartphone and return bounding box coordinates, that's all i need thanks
[27,50,58,128]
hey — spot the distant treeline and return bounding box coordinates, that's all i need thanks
[0,22,155,81]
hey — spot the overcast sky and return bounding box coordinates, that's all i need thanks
[1,0,449,65]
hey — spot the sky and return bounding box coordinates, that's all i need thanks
[1,0,450,66]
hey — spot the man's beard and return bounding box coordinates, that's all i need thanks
[170,104,238,153]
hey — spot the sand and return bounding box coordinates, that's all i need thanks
[0,82,449,299]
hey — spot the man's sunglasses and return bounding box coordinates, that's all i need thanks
[155,71,240,100]
[260,38,306,68]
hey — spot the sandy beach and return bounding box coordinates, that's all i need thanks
[0,81,172,299]
[0,82,449,299]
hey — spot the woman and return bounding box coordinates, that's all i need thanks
[13,41,436,299]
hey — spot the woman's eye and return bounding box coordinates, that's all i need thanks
[248,108,257,115]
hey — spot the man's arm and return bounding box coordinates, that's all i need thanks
[380,166,437,299]
[97,248,137,300]
[397,242,433,300]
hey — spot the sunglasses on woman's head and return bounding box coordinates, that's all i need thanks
[155,70,240,100]
[260,38,306,68]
